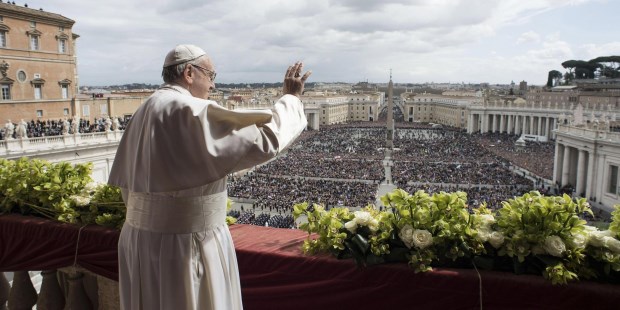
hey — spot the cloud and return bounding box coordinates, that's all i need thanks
[517,31,541,44]
[29,0,608,85]
[578,42,620,60]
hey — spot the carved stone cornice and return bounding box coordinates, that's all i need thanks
[55,32,69,40]
[30,78,45,85]
[58,79,71,85]
[26,29,42,36]
[0,76,14,84]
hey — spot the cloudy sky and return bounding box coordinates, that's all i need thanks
[29,0,620,86]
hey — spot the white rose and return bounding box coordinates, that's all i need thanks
[83,181,100,193]
[478,214,495,227]
[476,227,491,242]
[543,235,566,257]
[412,229,434,250]
[589,230,614,247]
[353,211,373,226]
[344,220,357,234]
[368,219,379,232]
[569,233,587,250]
[70,195,90,207]
[604,237,620,254]
[399,225,415,249]
[488,231,505,249]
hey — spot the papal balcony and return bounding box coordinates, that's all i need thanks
[1,128,620,309]
[1,213,619,310]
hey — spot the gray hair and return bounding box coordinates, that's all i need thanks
[161,56,204,83]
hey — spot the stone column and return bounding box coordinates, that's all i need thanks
[468,114,474,133]
[551,118,557,140]
[522,115,527,135]
[576,149,586,196]
[499,114,505,133]
[586,150,594,199]
[507,115,513,135]
[553,143,562,185]
[529,115,535,135]
[562,145,571,187]
[537,116,542,136]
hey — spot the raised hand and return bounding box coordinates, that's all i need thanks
[283,62,312,98]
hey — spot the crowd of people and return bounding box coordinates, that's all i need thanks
[473,132,555,180]
[230,210,296,229]
[0,117,129,140]
[255,156,383,180]
[226,120,560,219]
[393,161,532,187]
[228,174,377,213]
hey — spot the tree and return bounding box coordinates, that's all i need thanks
[546,70,562,88]
[589,56,620,78]
[563,72,574,85]
[561,60,599,81]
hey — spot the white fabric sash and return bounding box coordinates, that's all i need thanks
[125,191,228,234]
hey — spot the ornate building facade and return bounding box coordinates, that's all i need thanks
[554,121,620,212]
[0,3,78,121]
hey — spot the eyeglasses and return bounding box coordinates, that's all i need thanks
[191,64,217,82]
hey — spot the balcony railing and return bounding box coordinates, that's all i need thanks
[1,268,118,310]
[557,124,620,142]
[0,131,124,157]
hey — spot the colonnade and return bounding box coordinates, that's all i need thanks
[553,142,594,198]
[468,113,558,139]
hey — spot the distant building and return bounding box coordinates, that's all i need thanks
[402,91,480,129]
[0,3,78,121]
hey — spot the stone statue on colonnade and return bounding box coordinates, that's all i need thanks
[4,119,14,139]
[573,103,584,126]
[104,116,112,131]
[112,117,121,131]
[71,116,79,134]
[15,119,27,139]
[62,118,70,135]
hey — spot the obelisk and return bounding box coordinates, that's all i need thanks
[376,71,397,208]
[386,70,394,149]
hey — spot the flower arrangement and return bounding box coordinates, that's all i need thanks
[293,189,620,285]
[2,158,620,284]
[0,157,237,228]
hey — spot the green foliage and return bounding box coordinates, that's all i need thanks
[494,192,592,284]
[589,56,620,78]
[0,157,92,218]
[1,158,239,229]
[226,198,237,225]
[610,205,620,239]
[295,188,620,285]
[546,70,562,88]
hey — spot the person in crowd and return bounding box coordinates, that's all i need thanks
[108,44,311,310]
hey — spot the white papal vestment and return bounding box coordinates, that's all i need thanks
[109,84,307,309]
